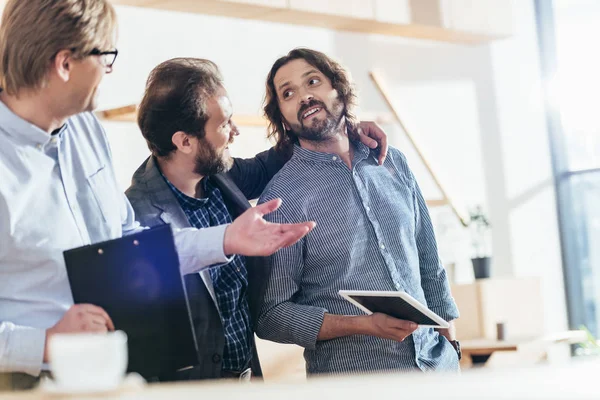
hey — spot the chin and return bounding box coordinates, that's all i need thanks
[222,154,234,172]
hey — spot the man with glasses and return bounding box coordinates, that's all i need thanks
[0,0,316,391]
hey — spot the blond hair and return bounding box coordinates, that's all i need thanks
[0,0,117,95]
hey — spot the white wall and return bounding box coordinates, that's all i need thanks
[99,1,567,335]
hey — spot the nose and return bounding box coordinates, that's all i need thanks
[230,121,240,138]
[299,88,313,105]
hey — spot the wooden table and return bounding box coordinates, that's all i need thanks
[460,330,588,368]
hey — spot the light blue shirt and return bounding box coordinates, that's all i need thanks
[257,142,460,375]
[0,100,231,376]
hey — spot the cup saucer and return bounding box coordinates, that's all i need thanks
[39,373,145,395]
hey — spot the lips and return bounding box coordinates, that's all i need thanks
[298,100,327,122]
[302,106,321,120]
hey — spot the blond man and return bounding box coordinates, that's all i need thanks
[0,0,316,390]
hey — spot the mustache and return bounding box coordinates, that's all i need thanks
[298,99,327,122]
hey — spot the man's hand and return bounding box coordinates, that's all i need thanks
[361,313,418,342]
[436,320,456,341]
[44,304,115,362]
[357,121,388,165]
[223,198,316,257]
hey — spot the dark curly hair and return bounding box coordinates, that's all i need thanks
[263,48,358,157]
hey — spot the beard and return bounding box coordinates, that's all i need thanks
[287,98,345,142]
[193,138,233,176]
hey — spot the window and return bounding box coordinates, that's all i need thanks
[536,0,600,337]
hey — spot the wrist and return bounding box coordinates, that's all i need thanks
[43,329,52,363]
[353,315,373,336]
[222,224,233,256]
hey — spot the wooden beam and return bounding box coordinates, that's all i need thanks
[96,105,395,128]
[96,104,137,122]
[369,70,470,227]
[109,0,508,45]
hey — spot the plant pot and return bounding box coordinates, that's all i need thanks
[471,257,491,279]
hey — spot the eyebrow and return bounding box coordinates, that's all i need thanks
[277,68,320,92]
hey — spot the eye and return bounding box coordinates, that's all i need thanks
[308,77,321,85]
[282,90,294,99]
[221,119,232,129]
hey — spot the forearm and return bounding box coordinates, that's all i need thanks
[173,225,233,274]
[229,148,290,200]
[420,265,460,320]
[0,322,45,376]
[317,314,368,341]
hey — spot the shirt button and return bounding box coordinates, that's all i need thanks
[212,353,222,363]
[236,267,241,272]
[36,144,42,150]
[51,137,57,144]
[380,244,386,250]
[366,206,371,212]
[332,156,337,161]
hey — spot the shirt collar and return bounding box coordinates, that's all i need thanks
[0,99,67,147]
[157,163,211,210]
[292,139,374,165]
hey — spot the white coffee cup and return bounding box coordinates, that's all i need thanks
[49,331,128,392]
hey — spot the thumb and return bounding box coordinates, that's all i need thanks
[254,198,282,217]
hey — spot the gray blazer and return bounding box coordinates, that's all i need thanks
[125,154,283,380]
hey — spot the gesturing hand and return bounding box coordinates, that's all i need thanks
[223,198,316,257]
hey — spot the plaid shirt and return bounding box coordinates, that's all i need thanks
[164,176,252,372]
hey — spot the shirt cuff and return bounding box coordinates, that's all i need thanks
[1,324,45,376]
[173,225,234,275]
[429,299,460,322]
[290,306,327,350]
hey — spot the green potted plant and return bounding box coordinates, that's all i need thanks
[470,205,492,279]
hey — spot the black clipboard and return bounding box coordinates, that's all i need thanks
[63,225,198,380]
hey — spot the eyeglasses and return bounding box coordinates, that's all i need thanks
[88,48,118,69]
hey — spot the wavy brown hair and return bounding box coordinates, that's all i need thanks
[263,48,358,157]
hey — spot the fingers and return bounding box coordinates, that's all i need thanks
[377,136,388,165]
[259,222,316,255]
[78,304,115,331]
[358,129,379,149]
[86,316,109,333]
[357,122,388,165]
[253,198,282,217]
[386,317,417,332]
[278,225,312,248]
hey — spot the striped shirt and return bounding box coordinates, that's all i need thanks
[164,176,253,372]
[256,141,460,375]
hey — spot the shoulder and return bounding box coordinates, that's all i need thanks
[384,146,414,183]
[66,112,113,160]
[125,183,160,228]
[67,112,107,142]
[125,158,156,210]
[258,157,308,204]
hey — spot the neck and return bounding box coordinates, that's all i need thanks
[0,89,69,134]
[298,120,354,168]
[156,155,205,198]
